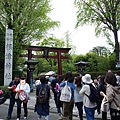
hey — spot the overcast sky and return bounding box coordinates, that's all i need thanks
[49,0,118,54]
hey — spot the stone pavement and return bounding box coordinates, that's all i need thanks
[4,88,111,120]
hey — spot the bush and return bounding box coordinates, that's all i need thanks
[0,86,10,99]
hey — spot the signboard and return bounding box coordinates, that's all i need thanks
[4,29,13,86]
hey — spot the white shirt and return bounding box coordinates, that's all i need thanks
[16,83,30,93]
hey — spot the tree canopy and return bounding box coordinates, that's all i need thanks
[74,0,120,61]
[0,0,59,69]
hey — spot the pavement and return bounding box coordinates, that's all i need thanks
[4,87,111,120]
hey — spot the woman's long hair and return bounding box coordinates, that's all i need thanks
[75,76,82,87]
[65,71,74,83]
[104,72,117,86]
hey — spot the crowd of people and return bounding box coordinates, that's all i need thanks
[6,70,120,120]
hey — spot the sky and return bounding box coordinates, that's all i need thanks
[49,0,112,55]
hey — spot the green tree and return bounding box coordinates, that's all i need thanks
[0,0,59,69]
[74,0,120,61]
[91,46,110,56]
[64,31,76,54]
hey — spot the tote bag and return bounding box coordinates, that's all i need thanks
[101,97,110,112]
[60,81,71,102]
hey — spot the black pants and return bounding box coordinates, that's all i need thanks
[110,108,120,120]
[102,111,107,120]
[75,102,83,120]
[17,99,28,119]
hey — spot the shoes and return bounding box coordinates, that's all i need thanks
[24,117,27,120]
[7,116,11,119]
[16,118,20,120]
[58,113,61,116]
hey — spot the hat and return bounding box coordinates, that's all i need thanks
[82,74,93,84]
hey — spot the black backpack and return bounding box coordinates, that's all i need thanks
[38,85,48,103]
[85,84,99,103]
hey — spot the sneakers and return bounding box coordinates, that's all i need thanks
[16,118,20,120]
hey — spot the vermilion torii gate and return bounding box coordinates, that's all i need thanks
[21,45,71,80]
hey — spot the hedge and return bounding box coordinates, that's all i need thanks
[0,86,10,99]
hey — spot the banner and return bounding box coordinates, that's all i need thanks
[4,29,13,86]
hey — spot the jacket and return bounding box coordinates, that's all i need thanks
[79,83,97,108]
[106,84,120,110]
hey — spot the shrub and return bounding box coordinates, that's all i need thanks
[0,86,10,99]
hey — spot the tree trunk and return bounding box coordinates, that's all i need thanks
[113,29,119,62]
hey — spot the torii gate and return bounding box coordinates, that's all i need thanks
[21,45,71,83]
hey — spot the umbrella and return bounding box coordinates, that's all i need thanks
[45,71,55,76]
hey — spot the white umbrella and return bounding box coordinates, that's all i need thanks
[45,71,55,76]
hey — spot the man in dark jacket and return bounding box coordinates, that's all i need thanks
[7,75,20,119]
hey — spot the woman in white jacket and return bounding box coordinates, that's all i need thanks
[79,74,97,120]
[15,77,30,120]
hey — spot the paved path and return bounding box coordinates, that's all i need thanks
[4,88,111,120]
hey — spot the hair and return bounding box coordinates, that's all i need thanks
[14,75,20,78]
[104,72,117,86]
[99,75,106,85]
[40,76,46,84]
[75,76,82,87]
[58,75,64,84]
[65,71,74,82]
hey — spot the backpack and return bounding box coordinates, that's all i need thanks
[85,84,99,103]
[38,85,48,103]
[60,81,72,102]
[54,83,60,92]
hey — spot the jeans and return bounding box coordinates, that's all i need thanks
[84,106,96,120]
[8,95,17,117]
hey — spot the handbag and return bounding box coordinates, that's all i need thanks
[60,81,71,102]
[15,92,19,99]
[101,97,110,112]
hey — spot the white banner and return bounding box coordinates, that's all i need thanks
[4,29,13,86]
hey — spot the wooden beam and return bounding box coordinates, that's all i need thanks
[20,54,69,59]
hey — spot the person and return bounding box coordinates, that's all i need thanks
[15,77,30,120]
[74,76,83,120]
[93,77,99,89]
[55,75,64,116]
[79,74,97,120]
[51,74,59,111]
[100,72,120,120]
[36,76,50,120]
[7,75,20,119]
[49,73,55,83]
[35,78,41,87]
[115,71,120,86]
[57,71,75,120]
[93,77,100,114]
[0,88,3,95]
[98,75,107,120]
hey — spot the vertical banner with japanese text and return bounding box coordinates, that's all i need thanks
[4,29,13,86]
